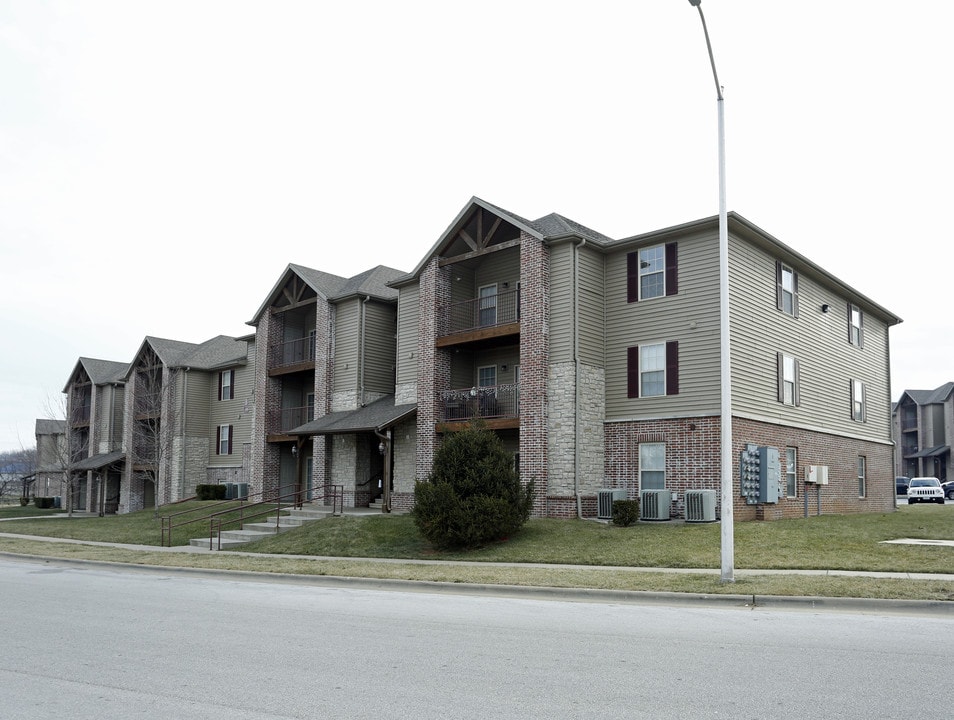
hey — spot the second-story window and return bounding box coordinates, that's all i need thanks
[478,285,497,326]
[849,304,864,347]
[777,352,800,406]
[219,370,234,401]
[627,342,679,398]
[217,424,233,455]
[776,262,798,316]
[851,379,866,422]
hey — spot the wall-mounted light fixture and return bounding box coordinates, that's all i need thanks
[291,445,297,456]
[821,304,830,313]
[501,364,508,372]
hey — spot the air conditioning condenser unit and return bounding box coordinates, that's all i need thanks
[640,489,671,521]
[685,489,717,522]
[597,489,627,519]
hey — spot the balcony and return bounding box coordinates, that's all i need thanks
[267,404,313,439]
[270,336,316,375]
[438,384,519,430]
[437,289,519,347]
[71,405,91,426]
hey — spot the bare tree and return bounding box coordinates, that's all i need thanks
[128,348,178,515]
[40,395,89,516]
[0,446,36,504]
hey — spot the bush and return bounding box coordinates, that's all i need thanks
[19,497,29,507]
[612,499,640,527]
[34,496,55,509]
[195,484,227,501]
[413,420,533,550]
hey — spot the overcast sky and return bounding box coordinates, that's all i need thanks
[2,1,952,452]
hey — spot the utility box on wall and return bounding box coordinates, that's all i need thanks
[739,444,780,505]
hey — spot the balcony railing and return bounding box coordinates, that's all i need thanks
[268,405,313,434]
[441,288,520,335]
[271,336,316,369]
[439,384,519,422]
[71,405,91,425]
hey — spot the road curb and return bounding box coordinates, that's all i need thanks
[3,550,952,616]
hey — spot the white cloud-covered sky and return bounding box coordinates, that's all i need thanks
[1,1,952,452]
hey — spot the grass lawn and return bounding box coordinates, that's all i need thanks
[3,502,954,601]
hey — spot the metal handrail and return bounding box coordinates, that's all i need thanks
[207,485,344,550]
[160,492,254,546]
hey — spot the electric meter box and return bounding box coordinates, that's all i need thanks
[739,444,780,505]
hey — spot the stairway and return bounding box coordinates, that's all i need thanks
[189,504,336,550]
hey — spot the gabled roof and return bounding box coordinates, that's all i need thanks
[899,382,954,406]
[247,264,404,325]
[63,357,129,392]
[392,197,615,285]
[125,335,250,378]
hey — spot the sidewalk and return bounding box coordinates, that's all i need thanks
[3,529,954,583]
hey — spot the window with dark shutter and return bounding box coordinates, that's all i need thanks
[664,243,678,296]
[627,346,640,398]
[665,341,679,395]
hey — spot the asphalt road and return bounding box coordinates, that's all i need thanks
[2,556,953,719]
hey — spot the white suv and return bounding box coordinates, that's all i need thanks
[907,477,945,505]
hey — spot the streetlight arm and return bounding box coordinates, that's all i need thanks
[690,2,723,100]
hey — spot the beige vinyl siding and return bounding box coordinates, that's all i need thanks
[448,345,520,389]
[180,371,210,437]
[474,245,520,297]
[549,242,574,363]
[363,303,397,395]
[550,243,605,366]
[730,240,893,442]
[396,284,419,386]
[605,231,721,420]
[333,300,360,394]
[579,246,605,367]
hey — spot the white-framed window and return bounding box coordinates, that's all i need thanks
[639,442,666,490]
[777,352,800,406]
[785,447,797,498]
[851,379,866,422]
[477,365,496,388]
[776,262,798,316]
[478,284,497,326]
[640,343,665,397]
[858,455,867,498]
[219,369,234,401]
[638,245,665,300]
[849,304,864,347]
[217,424,233,456]
[306,392,316,421]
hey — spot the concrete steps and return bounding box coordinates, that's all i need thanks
[189,504,337,550]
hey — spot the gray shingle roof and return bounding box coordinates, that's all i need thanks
[330,265,403,301]
[79,358,129,385]
[903,383,954,405]
[288,395,416,436]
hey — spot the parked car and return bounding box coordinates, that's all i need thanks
[907,477,945,504]
[941,480,954,501]
[896,477,909,495]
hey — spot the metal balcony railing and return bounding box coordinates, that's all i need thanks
[70,405,91,425]
[271,336,316,369]
[439,383,519,422]
[441,288,520,335]
[268,405,313,434]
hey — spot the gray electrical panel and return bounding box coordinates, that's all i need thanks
[738,444,779,505]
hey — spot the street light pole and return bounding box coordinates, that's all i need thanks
[688,0,734,583]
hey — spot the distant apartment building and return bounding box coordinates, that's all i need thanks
[893,383,953,482]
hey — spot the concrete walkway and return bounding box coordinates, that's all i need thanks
[2,528,954,583]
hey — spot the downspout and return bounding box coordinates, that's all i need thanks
[574,238,586,519]
[180,368,189,500]
[360,295,371,407]
[373,427,392,513]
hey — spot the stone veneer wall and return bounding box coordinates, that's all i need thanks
[546,362,605,517]
[518,231,549,517]
[391,417,417,511]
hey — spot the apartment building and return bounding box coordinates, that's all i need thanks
[120,334,255,512]
[248,264,409,509]
[381,197,900,520]
[893,383,954,482]
[61,358,127,513]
